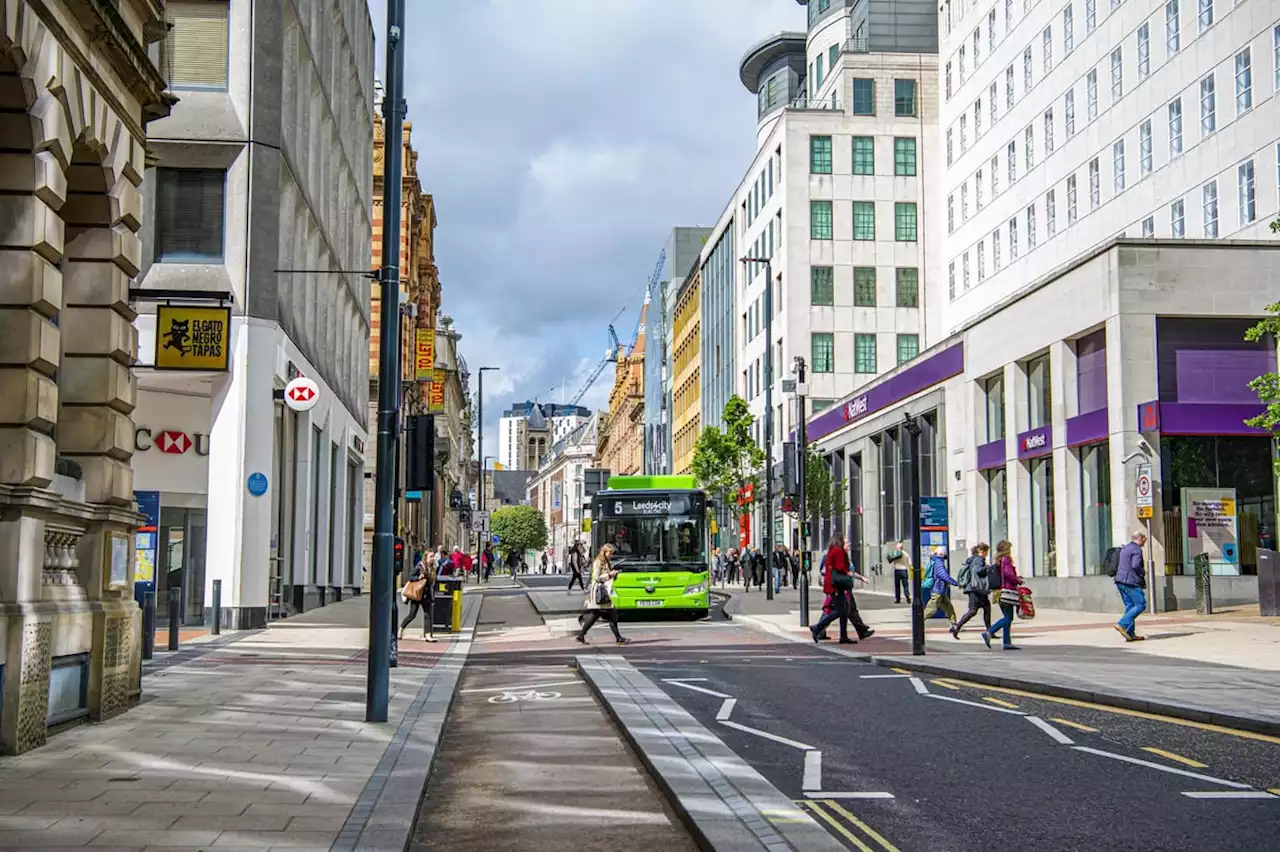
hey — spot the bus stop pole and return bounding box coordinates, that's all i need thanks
[794,357,809,628]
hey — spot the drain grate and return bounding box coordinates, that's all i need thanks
[322,691,366,703]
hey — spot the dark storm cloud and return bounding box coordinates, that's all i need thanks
[369,0,801,457]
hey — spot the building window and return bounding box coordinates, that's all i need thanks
[895,79,917,116]
[829,43,839,73]
[962,184,970,221]
[810,135,832,174]
[1166,0,1181,55]
[1235,48,1252,114]
[1080,442,1113,575]
[1008,140,1017,183]
[978,241,987,281]
[897,334,919,365]
[1006,64,1015,109]
[1113,139,1126,192]
[987,468,1009,547]
[1200,73,1216,136]
[974,28,982,64]
[812,333,834,373]
[1008,216,1019,259]
[946,128,954,166]
[1171,197,1186,237]
[948,193,955,233]
[811,266,834,305]
[1088,157,1101,209]
[163,1,231,90]
[1202,180,1219,237]
[1275,25,1280,92]
[1023,46,1033,92]
[989,9,997,53]
[960,114,968,151]
[854,267,877,306]
[1110,48,1123,101]
[816,53,825,90]
[1087,68,1098,120]
[1067,174,1078,224]
[991,154,1000,195]
[853,78,875,114]
[946,61,953,99]
[1142,215,1155,236]
[1065,88,1076,137]
[1030,456,1057,576]
[976,169,985,210]
[975,98,983,136]
[1026,203,1037,249]
[894,138,917,176]
[1043,27,1053,73]
[1046,188,1057,236]
[1238,159,1256,224]
[855,334,877,373]
[1140,120,1153,176]
[963,251,971,289]
[949,261,956,299]
[154,168,226,261]
[854,201,876,240]
[992,228,1002,269]
[853,137,875,175]
[896,268,919,307]
[1197,0,1213,31]
[960,45,967,81]
[1086,0,1097,33]
[895,203,917,242]
[1044,108,1055,154]
[810,200,833,239]
[1169,97,1183,156]
[985,373,1006,441]
[1005,0,1013,33]
[1138,23,1151,79]
[1027,353,1051,429]
[1025,125,1035,171]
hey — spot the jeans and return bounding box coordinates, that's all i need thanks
[893,569,910,602]
[812,591,851,642]
[955,592,992,631]
[987,601,1015,646]
[1117,583,1147,636]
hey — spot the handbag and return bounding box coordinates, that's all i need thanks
[403,578,427,602]
[593,581,612,606]
[831,571,854,591]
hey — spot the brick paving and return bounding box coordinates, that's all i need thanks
[0,597,466,851]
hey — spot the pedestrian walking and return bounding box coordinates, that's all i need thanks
[541,552,549,574]
[566,540,587,591]
[1114,530,1149,642]
[953,543,993,637]
[886,541,911,604]
[810,535,859,645]
[981,540,1022,651]
[921,547,960,629]
[725,547,740,586]
[398,552,438,642]
[482,543,494,582]
[434,545,452,578]
[772,545,788,592]
[575,544,629,645]
[790,548,801,589]
[711,547,724,586]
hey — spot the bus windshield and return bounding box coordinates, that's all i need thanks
[597,516,706,570]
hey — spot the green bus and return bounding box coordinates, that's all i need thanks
[590,474,710,617]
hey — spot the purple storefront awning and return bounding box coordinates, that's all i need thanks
[804,344,965,442]
[1065,408,1109,447]
[976,439,1006,471]
[1136,402,1269,436]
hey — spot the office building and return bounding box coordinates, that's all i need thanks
[498,402,590,471]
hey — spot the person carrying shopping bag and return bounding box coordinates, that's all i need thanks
[398,552,437,642]
[981,540,1022,651]
[575,544,630,645]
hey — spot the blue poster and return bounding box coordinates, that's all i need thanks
[134,490,160,584]
[920,497,948,531]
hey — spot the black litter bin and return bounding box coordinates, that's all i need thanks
[432,577,463,631]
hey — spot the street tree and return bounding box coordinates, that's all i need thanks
[1245,298,1280,476]
[490,505,548,560]
[691,396,765,534]
[804,445,847,529]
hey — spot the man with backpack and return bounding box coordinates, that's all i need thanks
[1113,531,1149,641]
[921,547,960,628]
[886,541,911,604]
[953,543,992,637]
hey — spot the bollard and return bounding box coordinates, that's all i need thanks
[211,579,222,635]
[168,589,181,651]
[1195,553,1214,615]
[141,590,156,660]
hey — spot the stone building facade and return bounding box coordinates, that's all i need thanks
[0,0,172,753]
[595,303,647,477]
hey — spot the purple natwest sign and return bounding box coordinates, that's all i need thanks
[806,344,964,442]
[1017,425,1053,460]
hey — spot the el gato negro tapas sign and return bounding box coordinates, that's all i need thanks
[134,428,210,456]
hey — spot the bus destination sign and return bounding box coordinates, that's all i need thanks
[603,493,704,517]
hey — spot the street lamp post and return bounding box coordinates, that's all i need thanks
[476,368,499,582]
[742,256,775,601]
[903,412,925,656]
[793,356,809,627]
[366,0,407,723]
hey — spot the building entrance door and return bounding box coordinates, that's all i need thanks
[158,506,208,626]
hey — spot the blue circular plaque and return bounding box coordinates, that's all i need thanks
[247,472,269,497]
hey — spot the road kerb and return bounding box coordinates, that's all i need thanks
[577,654,846,852]
[866,655,1280,738]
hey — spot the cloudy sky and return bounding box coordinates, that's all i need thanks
[369,0,801,461]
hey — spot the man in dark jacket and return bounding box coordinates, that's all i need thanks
[1115,531,1148,641]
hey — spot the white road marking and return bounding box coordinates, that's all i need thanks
[715,698,737,721]
[1025,716,1075,745]
[925,693,1025,715]
[1181,791,1278,800]
[460,680,579,694]
[860,674,911,679]
[720,719,816,751]
[664,677,710,682]
[661,679,733,699]
[803,791,896,800]
[1073,746,1253,789]
[487,690,561,704]
[909,677,930,695]
[803,750,822,791]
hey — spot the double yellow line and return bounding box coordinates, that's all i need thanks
[796,799,899,852]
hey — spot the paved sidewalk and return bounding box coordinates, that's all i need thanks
[0,595,479,851]
[725,587,1280,734]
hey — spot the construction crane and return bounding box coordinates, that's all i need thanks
[568,324,622,406]
[629,246,666,353]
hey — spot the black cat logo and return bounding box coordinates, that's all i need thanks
[163,319,192,356]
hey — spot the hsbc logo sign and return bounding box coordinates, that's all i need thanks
[135,428,210,457]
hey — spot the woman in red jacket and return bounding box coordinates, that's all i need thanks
[810,535,857,644]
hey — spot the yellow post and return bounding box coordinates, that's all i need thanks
[451,587,462,632]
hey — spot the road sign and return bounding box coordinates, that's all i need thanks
[1137,506,1153,519]
[1136,464,1153,509]
[491,534,501,544]
[284,376,319,412]
[471,510,490,534]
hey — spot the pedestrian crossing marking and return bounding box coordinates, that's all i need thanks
[983,696,1020,710]
[1051,717,1100,733]
[796,799,898,852]
[1143,746,1208,768]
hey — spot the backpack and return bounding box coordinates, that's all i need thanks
[921,558,936,595]
[1103,547,1122,577]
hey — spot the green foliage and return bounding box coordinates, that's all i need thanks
[1245,298,1280,476]
[804,446,847,520]
[691,396,765,502]
[490,505,548,557]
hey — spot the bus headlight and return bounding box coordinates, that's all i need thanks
[684,582,707,596]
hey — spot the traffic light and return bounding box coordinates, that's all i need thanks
[393,537,405,578]
[449,490,463,510]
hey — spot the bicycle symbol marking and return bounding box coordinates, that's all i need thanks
[487,690,562,704]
